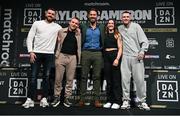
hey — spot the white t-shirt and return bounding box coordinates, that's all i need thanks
[26,20,62,54]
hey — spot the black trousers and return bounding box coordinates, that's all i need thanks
[104,50,122,104]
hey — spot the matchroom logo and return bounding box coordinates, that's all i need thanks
[155,7,174,25]
[23,8,41,26]
[8,78,28,98]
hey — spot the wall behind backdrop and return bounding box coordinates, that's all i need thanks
[0,0,180,109]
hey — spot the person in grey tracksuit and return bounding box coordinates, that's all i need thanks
[118,11,150,110]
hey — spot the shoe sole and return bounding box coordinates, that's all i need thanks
[84,103,90,105]
[103,106,111,108]
[40,102,49,107]
[111,107,120,109]
[52,101,60,107]
[63,103,70,107]
[23,105,34,109]
[40,104,49,107]
[121,106,130,110]
[139,107,151,111]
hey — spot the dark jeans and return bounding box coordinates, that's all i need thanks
[27,53,54,100]
[104,50,122,104]
[80,51,103,101]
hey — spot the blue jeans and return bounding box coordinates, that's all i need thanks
[28,53,54,100]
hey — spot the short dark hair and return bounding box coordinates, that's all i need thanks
[46,7,56,12]
[87,8,98,15]
[45,7,56,12]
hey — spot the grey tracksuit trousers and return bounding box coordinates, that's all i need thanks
[121,55,146,102]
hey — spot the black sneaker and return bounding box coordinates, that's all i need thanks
[51,97,60,107]
[63,98,72,107]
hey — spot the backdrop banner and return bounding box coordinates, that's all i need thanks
[147,70,180,109]
[0,0,179,108]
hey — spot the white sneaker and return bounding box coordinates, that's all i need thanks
[40,97,49,107]
[103,102,112,108]
[111,103,120,109]
[139,102,150,111]
[84,102,91,106]
[121,100,130,109]
[22,98,34,108]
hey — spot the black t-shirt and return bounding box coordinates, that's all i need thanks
[61,31,77,55]
[104,33,118,48]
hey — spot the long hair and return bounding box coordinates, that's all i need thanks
[105,19,120,40]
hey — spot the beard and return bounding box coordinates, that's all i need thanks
[89,18,97,23]
[46,16,55,23]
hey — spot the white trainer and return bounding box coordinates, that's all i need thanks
[40,97,49,107]
[111,103,120,109]
[103,102,112,108]
[121,100,130,109]
[22,98,34,108]
[139,102,150,111]
[84,102,91,106]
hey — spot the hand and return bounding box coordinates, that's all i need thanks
[30,52,36,63]
[76,28,81,33]
[113,59,119,66]
[57,37,61,42]
[137,53,144,60]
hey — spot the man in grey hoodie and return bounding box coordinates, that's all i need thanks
[118,11,150,110]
